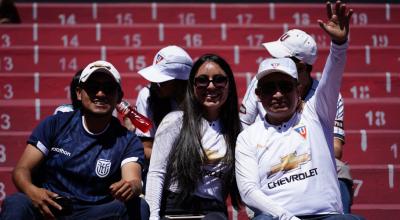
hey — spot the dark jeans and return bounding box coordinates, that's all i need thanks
[160,191,227,220]
[253,213,365,220]
[339,179,353,214]
[0,192,149,220]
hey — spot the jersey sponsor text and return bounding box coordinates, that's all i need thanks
[51,147,71,157]
[268,168,318,189]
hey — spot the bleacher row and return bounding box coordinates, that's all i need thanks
[1,24,399,48]
[0,2,399,220]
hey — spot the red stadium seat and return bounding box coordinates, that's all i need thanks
[100,24,159,47]
[0,99,61,132]
[2,24,400,48]
[1,45,400,77]
[0,72,148,100]
[0,168,16,202]
[16,3,400,25]
[344,98,400,130]
[0,132,29,168]
[343,130,400,165]
[351,164,400,204]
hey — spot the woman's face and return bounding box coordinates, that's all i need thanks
[193,61,229,117]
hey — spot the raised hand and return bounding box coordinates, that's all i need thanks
[317,1,353,45]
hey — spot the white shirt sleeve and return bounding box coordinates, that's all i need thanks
[239,76,260,128]
[235,129,297,220]
[313,42,349,131]
[135,86,156,138]
[145,112,182,220]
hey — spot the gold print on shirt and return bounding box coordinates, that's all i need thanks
[268,152,311,178]
[205,149,224,164]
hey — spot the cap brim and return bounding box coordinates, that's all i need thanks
[138,66,175,83]
[262,41,292,58]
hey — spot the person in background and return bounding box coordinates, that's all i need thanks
[236,2,363,219]
[240,13,353,217]
[132,45,192,188]
[146,54,241,219]
[0,60,148,220]
[53,69,83,114]
[0,0,21,24]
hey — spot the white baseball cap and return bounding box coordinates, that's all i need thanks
[80,60,121,84]
[256,58,298,80]
[138,45,193,83]
[262,29,317,65]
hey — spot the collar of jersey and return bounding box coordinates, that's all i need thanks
[264,112,299,132]
[82,115,110,136]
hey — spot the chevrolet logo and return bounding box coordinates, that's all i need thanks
[268,152,311,177]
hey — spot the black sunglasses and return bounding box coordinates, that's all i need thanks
[194,75,228,88]
[82,82,119,94]
[258,80,296,96]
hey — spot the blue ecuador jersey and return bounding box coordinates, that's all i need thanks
[27,110,144,204]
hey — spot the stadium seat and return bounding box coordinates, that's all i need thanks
[15,3,400,25]
[0,168,15,203]
[344,98,400,130]
[343,130,400,165]
[2,24,400,48]
[351,164,400,204]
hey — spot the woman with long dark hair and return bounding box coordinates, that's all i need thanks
[145,54,242,219]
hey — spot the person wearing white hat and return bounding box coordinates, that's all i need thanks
[239,1,354,216]
[236,2,364,220]
[133,45,193,170]
[0,60,149,220]
[236,58,364,220]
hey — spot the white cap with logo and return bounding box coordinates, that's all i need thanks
[138,45,193,83]
[262,29,317,65]
[80,60,121,84]
[256,58,298,80]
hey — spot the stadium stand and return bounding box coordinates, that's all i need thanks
[0,2,399,220]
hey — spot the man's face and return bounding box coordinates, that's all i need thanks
[77,71,120,117]
[255,72,299,123]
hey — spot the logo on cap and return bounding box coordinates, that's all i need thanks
[155,54,164,64]
[271,63,280,68]
[279,33,290,42]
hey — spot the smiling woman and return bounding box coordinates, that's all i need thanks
[145,54,242,220]
[193,61,229,121]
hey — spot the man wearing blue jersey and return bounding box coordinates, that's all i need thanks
[0,61,147,219]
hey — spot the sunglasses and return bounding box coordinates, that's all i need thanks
[258,80,296,96]
[194,75,228,88]
[82,82,119,94]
